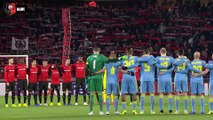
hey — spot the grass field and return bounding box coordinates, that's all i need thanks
[0,95,212,120]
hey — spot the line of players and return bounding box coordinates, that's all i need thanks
[86,47,213,115]
[4,57,88,107]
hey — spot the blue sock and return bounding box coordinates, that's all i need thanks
[191,98,196,112]
[132,101,137,110]
[184,99,188,111]
[159,97,164,110]
[200,98,204,113]
[150,96,155,112]
[140,97,144,111]
[122,102,126,111]
[210,102,213,111]
[106,98,110,112]
[169,98,173,110]
[114,98,118,112]
[175,98,179,111]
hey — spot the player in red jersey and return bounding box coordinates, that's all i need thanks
[4,58,16,108]
[16,59,28,107]
[60,59,74,105]
[27,60,40,106]
[38,60,50,106]
[49,64,62,106]
[74,56,88,106]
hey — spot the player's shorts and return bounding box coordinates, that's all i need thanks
[209,81,213,96]
[39,81,48,91]
[190,82,204,95]
[106,82,118,95]
[5,81,16,92]
[174,80,188,92]
[141,81,154,93]
[62,82,72,91]
[89,75,103,92]
[75,78,86,89]
[51,84,60,91]
[121,75,138,94]
[17,79,27,91]
[28,83,38,91]
[158,80,172,93]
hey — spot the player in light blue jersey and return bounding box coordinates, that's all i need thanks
[94,51,121,115]
[173,49,200,114]
[120,48,139,115]
[190,52,206,114]
[139,49,156,114]
[194,53,213,114]
[155,48,174,114]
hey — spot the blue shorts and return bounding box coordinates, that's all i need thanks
[158,80,172,93]
[121,75,138,94]
[209,81,213,96]
[174,81,188,92]
[106,82,118,95]
[190,82,204,95]
[141,81,154,93]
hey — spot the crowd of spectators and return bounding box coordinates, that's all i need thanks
[0,0,212,68]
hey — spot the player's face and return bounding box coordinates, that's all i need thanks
[9,58,14,64]
[32,61,37,66]
[65,59,70,65]
[42,61,48,67]
[78,57,83,62]
[110,51,116,58]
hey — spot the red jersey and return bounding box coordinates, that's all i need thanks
[74,61,86,79]
[51,68,60,84]
[118,71,123,82]
[135,66,140,81]
[4,65,15,83]
[38,65,50,81]
[60,64,73,83]
[28,66,39,83]
[16,64,27,80]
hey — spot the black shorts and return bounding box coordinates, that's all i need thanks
[76,78,85,88]
[62,82,72,91]
[51,84,60,91]
[18,79,27,91]
[39,81,48,91]
[28,83,38,91]
[5,82,16,92]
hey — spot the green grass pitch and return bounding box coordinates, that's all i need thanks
[0,95,212,120]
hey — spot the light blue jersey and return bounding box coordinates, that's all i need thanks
[121,56,138,94]
[190,60,206,83]
[206,61,213,95]
[190,59,206,94]
[139,55,155,82]
[155,56,174,93]
[104,62,121,84]
[139,55,156,93]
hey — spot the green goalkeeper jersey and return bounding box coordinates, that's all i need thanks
[86,54,108,77]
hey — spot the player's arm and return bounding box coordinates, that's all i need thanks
[138,56,152,63]
[186,63,200,73]
[147,58,156,66]
[4,66,9,85]
[93,67,106,75]
[206,63,213,69]
[156,63,168,69]
[160,65,175,75]
[175,67,188,74]
[59,66,64,76]
[173,58,185,66]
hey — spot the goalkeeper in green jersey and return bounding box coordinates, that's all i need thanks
[86,47,108,115]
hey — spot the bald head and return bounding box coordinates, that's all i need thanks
[194,52,200,60]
